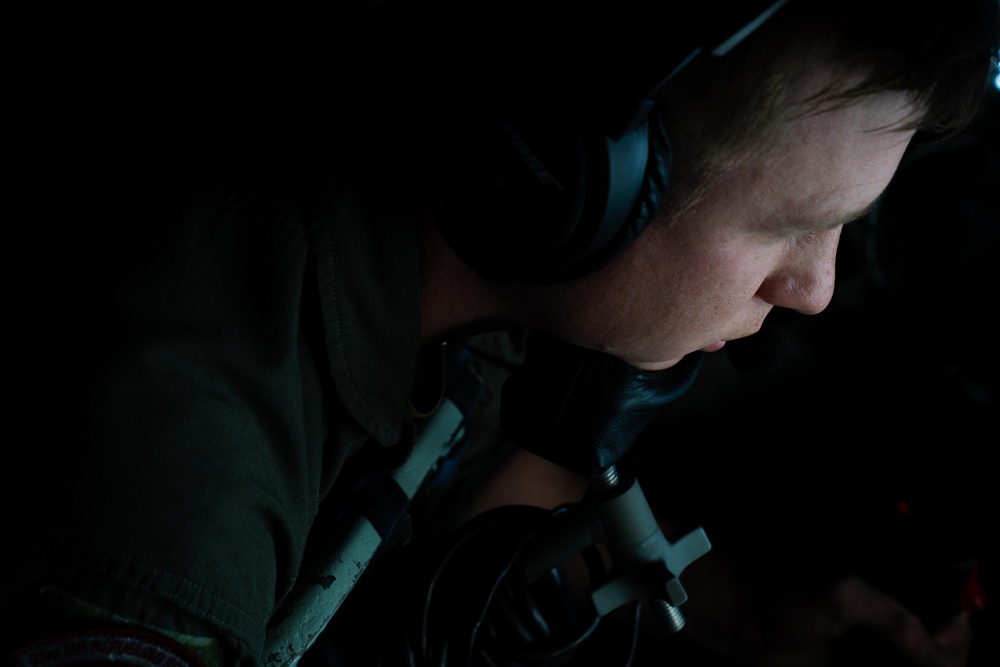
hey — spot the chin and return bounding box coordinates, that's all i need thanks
[628,357,684,372]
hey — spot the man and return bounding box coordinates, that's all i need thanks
[3,1,996,666]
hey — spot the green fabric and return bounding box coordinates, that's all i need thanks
[2,152,421,664]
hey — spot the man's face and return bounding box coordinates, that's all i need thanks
[518,70,919,370]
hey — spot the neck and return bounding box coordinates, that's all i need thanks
[416,208,519,346]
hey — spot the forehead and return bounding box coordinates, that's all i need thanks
[743,80,918,225]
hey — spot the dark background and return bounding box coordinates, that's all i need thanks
[634,85,999,665]
[6,9,995,665]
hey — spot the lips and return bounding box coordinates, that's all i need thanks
[701,340,726,353]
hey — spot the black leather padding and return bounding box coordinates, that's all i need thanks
[500,332,703,476]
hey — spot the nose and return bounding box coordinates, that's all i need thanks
[757,227,841,315]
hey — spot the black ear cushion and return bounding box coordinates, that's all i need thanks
[540,113,674,284]
[432,109,674,286]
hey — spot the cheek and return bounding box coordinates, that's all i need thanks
[548,225,778,361]
[662,237,773,318]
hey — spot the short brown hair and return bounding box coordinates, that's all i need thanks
[656,0,999,221]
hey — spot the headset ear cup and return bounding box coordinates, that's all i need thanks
[431,108,589,285]
[541,113,674,283]
[628,113,674,242]
[433,112,673,286]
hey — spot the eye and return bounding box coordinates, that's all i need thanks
[788,226,840,251]
[793,229,823,246]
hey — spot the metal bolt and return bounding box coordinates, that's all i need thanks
[593,465,620,492]
[649,598,686,634]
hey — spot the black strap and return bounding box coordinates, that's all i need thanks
[344,471,411,542]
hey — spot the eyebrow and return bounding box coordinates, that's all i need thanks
[815,193,885,230]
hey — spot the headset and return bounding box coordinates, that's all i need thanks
[302,5,804,665]
[425,0,793,284]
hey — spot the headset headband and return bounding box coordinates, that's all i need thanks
[428,0,792,284]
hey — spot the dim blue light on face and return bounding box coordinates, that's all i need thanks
[995,50,1000,91]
